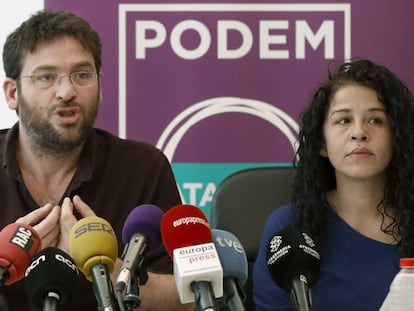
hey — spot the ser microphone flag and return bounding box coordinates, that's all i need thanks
[266,226,320,311]
[161,204,223,311]
[69,216,118,311]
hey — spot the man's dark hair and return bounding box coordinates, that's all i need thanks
[2,9,102,80]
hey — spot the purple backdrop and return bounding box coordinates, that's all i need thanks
[43,0,414,164]
[41,1,414,214]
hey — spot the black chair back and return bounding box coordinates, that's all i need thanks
[210,166,296,311]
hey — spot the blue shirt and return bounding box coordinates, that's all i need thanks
[253,204,400,311]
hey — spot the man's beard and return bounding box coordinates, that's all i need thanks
[18,94,99,156]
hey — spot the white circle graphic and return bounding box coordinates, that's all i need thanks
[156,97,300,161]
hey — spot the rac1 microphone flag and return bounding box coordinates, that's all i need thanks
[116,204,164,309]
[24,247,79,311]
[266,226,320,311]
[0,223,41,286]
[161,204,223,310]
[69,216,118,311]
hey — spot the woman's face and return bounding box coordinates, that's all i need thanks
[320,84,392,181]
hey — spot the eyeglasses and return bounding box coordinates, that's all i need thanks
[21,71,99,89]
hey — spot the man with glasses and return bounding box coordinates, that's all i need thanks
[21,71,100,89]
[1,10,192,311]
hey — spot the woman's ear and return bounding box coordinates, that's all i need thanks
[320,143,328,157]
[3,78,19,111]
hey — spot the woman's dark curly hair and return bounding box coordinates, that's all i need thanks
[292,59,414,256]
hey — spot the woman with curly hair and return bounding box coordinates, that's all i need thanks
[253,59,414,311]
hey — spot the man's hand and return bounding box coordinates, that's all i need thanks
[58,195,96,252]
[15,203,61,249]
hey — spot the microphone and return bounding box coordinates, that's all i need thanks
[24,247,79,311]
[211,229,247,311]
[116,204,164,309]
[266,226,320,311]
[161,204,223,311]
[69,216,118,311]
[0,223,41,286]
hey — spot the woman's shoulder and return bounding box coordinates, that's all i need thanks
[268,203,295,223]
[261,204,296,238]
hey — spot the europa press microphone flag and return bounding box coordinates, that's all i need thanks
[161,204,223,307]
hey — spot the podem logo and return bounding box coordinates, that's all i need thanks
[156,97,299,161]
[118,3,350,217]
[156,96,299,216]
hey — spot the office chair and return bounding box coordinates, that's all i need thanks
[210,166,296,311]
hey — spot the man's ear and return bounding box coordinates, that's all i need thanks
[3,78,18,111]
[99,88,103,103]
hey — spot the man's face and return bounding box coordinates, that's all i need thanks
[16,36,101,154]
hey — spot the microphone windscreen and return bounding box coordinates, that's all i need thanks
[0,223,41,285]
[266,226,320,291]
[69,216,118,281]
[160,204,212,257]
[212,229,248,285]
[121,204,164,254]
[24,247,79,309]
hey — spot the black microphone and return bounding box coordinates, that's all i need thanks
[116,204,164,309]
[24,247,79,311]
[266,226,320,311]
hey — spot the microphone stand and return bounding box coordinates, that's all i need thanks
[221,278,246,311]
[122,258,148,311]
[0,289,9,311]
[0,270,10,311]
[290,275,312,311]
[192,281,217,311]
[43,292,59,311]
[91,264,119,311]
